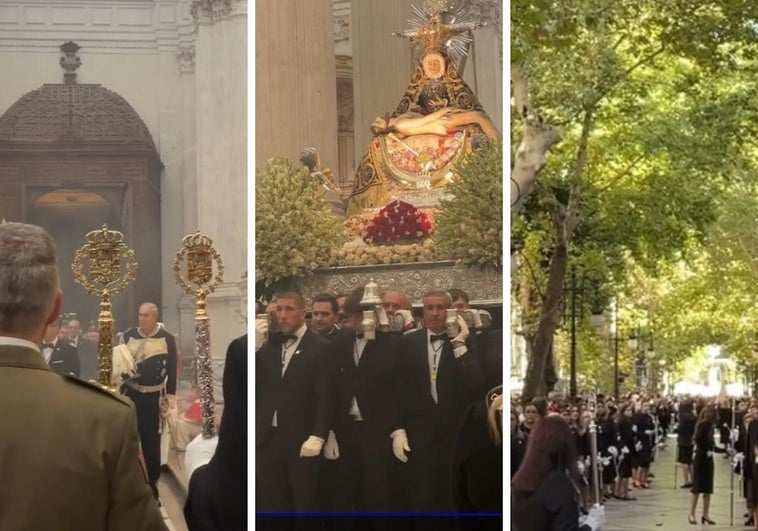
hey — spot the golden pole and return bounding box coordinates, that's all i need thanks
[72,225,137,389]
[173,231,224,438]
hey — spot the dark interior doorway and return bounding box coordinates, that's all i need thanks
[27,187,130,331]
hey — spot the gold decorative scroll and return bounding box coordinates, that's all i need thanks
[173,231,224,438]
[72,224,137,388]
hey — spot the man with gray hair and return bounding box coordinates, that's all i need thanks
[394,288,485,515]
[0,222,165,530]
[120,302,178,503]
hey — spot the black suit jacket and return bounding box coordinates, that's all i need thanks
[47,340,80,377]
[398,328,485,449]
[330,331,402,438]
[256,328,332,448]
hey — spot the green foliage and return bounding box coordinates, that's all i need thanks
[435,140,503,270]
[512,0,758,389]
[255,158,344,288]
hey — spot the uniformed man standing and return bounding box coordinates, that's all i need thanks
[120,302,178,502]
[0,222,165,530]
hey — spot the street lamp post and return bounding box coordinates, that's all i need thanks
[570,268,577,398]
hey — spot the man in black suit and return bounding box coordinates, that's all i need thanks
[394,289,485,513]
[327,287,402,515]
[41,318,80,377]
[256,291,333,515]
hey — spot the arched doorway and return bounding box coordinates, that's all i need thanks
[0,82,163,330]
[27,187,124,328]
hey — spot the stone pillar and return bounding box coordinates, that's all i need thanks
[461,0,503,134]
[351,0,415,167]
[193,0,247,360]
[173,45,198,358]
[255,0,338,171]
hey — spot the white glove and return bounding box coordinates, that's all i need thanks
[607,445,618,457]
[645,429,655,436]
[391,429,410,463]
[632,424,638,433]
[467,309,483,329]
[185,434,219,479]
[622,446,630,455]
[635,441,643,452]
[451,316,469,357]
[375,305,390,329]
[706,451,713,458]
[299,435,325,457]
[323,430,339,460]
[583,505,606,531]
[452,315,469,343]
[731,429,740,442]
[577,459,585,474]
[255,318,268,349]
[395,310,416,329]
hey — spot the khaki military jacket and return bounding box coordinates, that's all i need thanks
[0,343,167,531]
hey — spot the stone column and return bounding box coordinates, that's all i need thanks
[192,0,247,365]
[461,0,503,134]
[350,0,415,166]
[255,0,338,171]
[173,44,199,357]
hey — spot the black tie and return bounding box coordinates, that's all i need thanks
[355,333,364,339]
[42,343,54,349]
[430,334,447,343]
[283,333,297,342]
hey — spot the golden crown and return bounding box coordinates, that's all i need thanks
[416,19,451,54]
[85,224,124,248]
[182,230,214,252]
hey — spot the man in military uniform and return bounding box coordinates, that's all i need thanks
[0,222,164,530]
[120,302,178,501]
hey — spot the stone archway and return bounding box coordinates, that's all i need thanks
[0,82,163,330]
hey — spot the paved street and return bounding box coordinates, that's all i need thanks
[605,436,749,530]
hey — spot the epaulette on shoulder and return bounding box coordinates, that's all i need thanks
[62,374,132,407]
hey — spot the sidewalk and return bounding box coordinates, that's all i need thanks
[605,438,748,530]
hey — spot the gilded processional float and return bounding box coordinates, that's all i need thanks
[292,0,503,309]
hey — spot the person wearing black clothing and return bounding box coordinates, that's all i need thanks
[451,386,503,531]
[677,401,697,489]
[184,334,247,531]
[395,289,485,514]
[520,402,539,435]
[632,403,655,489]
[255,292,333,515]
[614,404,636,501]
[120,303,178,501]
[511,410,528,477]
[326,289,403,516]
[41,319,80,377]
[512,415,605,531]
[689,404,716,525]
[596,403,618,500]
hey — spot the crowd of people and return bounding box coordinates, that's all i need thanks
[254,287,503,530]
[510,390,758,530]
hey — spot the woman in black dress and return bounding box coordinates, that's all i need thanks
[677,400,696,489]
[632,402,655,489]
[597,402,618,500]
[689,404,716,525]
[512,415,605,531]
[614,403,636,501]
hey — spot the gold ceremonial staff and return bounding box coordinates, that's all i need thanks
[173,231,224,438]
[72,225,137,388]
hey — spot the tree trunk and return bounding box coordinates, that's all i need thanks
[522,212,569,401]
[510,64,561,214]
